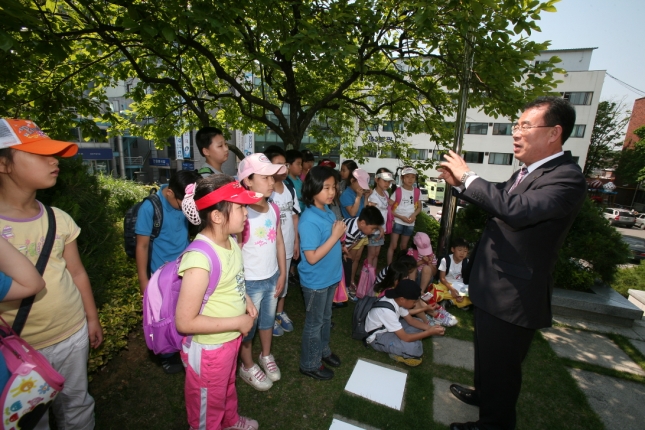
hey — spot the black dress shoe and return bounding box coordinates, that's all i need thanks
[322,353,341,368]
[300,365,334,380]
[450,384,480,406]
[449,422,482,430]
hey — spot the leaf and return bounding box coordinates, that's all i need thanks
[161,27,175,42]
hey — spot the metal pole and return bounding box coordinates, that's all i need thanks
[117,135,126,179]
[437,33,475,255]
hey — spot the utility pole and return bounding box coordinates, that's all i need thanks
[117,135,126,179]
[437,33,475,255]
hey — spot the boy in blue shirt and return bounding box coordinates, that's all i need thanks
[135,169,200,373]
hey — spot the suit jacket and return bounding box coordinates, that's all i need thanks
[458,151,586,329]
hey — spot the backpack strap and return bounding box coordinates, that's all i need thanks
[363,300,396,341]
[12,204,56,335]
[197,166,215,175]
[283,181,299,214]
[145,193,163,278]
[181,239,223,311]
[394,187,402,204]
[413,187,421,208]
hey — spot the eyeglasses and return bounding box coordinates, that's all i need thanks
[511,124,555,134]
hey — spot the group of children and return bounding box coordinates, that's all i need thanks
[0,119,473,430]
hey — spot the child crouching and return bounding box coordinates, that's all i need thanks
[365,280,444,367]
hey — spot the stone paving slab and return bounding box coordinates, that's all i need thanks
[552,316,645,341]
[630,339,645,358]
[542,327,645,376]
[568,368,645,430]
[432,337,474,371]
[433,378,479,426]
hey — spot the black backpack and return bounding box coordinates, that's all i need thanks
[352,296,395,341]
[434,255,470,284]
[123,194,163,275]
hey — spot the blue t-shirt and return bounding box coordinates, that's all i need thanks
[134,184,190,273]
[340,188,364,218]
[0,272,12,393]
[297,206,342,290]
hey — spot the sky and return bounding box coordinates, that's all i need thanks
[528,0,645,111]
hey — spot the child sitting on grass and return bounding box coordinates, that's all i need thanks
[364,280,444,367]
[406,232,437,294]
[435,238,472,309]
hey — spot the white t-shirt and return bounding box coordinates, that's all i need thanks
[270,185,300,259]
[364,297,409,343]
[242,205,279,280]
[393,187,415,226]
[438,255,464,285]
[368,189,389,229]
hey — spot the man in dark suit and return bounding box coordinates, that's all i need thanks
[438,96,587,430]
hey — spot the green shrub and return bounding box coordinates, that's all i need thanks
[611,264,645,298]
[38,158,145,373]
[452,198,629,291]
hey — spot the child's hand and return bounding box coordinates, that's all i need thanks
[238,314,255,337]
[341,245,350,260]
[375,227,384,240]
[274,274,286,298]
[246,296,258,320]
[456,296,464,303]
[450,289,459,299]
[87,318,104,349]
[426,325,445,336]
[332,220,346,241]
[409,214,417,223]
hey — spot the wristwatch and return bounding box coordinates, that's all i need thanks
[460,170,476,185]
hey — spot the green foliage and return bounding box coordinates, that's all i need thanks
[413,211,440,246]
[38,159,146,372]
[611,264,645,298]
[583,100,629,177]
[453,198,629,291]
[3,0,561,166]
[616,126,645,186]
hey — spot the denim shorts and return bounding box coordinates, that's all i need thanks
[392,222,414,236]
[368,232,385,247]
[243,270,280,341]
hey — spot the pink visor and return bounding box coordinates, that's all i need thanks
[195,181,263,210]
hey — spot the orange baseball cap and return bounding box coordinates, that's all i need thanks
[0,118,78,157]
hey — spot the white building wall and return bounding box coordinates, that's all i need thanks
[347,48,605,184]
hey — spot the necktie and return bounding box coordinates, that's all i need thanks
[508,167,528,194]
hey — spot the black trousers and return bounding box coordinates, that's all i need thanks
[473,307,536,430]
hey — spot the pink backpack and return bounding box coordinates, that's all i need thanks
[0,317,65,429]
[356,259,376,299]
[143,239,221,355]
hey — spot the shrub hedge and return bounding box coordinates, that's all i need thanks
[38,158,147,373]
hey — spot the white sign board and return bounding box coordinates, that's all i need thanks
[175,136,183,160]
[182,131,191,159]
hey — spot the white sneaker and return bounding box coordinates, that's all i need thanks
[224,416,259,430]
[436,308,458,327]
[238,363,273,391]
[259,353,281,382]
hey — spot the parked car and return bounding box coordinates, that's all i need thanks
[603,208,636,228]
[635,214,645,230]
[621,235,645,263]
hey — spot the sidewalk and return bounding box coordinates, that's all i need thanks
[431,315,645,430]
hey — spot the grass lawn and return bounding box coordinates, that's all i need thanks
[611,263,645,297]
[90,280,607,430]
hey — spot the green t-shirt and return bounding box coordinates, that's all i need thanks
[178,235,246,344]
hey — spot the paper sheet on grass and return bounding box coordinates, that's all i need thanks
[344,359,407,410]
[329,418,368,430]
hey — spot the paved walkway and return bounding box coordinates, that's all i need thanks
[431,317,645,430]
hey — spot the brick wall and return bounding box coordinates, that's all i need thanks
[624,97,645,149]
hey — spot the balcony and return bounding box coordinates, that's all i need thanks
[124,156,144,168]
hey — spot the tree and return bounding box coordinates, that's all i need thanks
[616,126,645,185]
[583,100,630,177]
[1,0,562,164]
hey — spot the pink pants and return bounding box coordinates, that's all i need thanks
[180,336,242,430]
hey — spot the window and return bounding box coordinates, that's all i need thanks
[357,146,377,158]
[360,123,378,131]
[465,122,488,135]
[382,121,402,132]
[562,92,593,105]
[380,148,397,158]
[571,125,586,138]
[493,123,513,136]
[408,149,428,160]
[463,151,484,163]
[488,152,513,165]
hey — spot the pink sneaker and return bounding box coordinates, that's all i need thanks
[224,416,259,430]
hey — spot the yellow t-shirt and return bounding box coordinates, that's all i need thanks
[178,235,246,345]
[0,203,86,349]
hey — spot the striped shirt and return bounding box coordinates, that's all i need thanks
[343,217,365,249]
